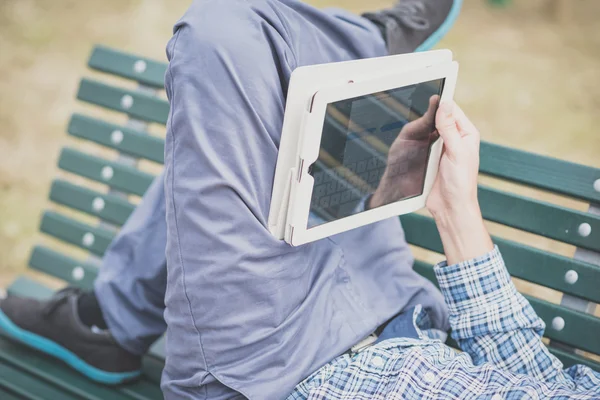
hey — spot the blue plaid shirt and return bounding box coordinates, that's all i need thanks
[288,246,600,399]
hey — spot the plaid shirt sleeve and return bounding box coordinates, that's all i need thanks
[433,246,599,386]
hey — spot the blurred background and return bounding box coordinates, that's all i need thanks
[0,0,599,298]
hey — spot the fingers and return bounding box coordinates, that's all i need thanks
[435,101,461,154]
[426,95,440,118]
[399,95,441,141]
[453,103,479,140]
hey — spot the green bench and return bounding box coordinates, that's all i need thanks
[1,45,599,399]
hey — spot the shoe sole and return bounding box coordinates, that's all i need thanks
[415,0,463,52]
[0,309,141,385]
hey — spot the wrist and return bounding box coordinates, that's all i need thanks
[430,200,481,229]
[432,202,494,265]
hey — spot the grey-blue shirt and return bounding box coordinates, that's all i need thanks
[162,1,448,399]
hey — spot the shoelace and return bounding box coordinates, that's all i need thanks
[379,0,430,31]
[42,287,82,317]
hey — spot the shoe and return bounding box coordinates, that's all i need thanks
[0,288,142,385]
[363,0,462,54]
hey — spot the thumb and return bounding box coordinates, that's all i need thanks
[435,101,461,155]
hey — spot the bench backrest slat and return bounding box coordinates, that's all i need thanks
[77,79,169,124]
[480,185,600,252]
[40,211,115,256]
[50,179,135,226]
[88,45,167,89]
[403,213,600,304]
[68,113,165,163]
[481,142,600,204]
[412,260,600,355]
[29,246,97,290]
[58,148,154,197]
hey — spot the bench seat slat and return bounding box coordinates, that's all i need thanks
[6,276,54,299]
[0,359,80,400]
[88,46,167,89]
[479,186,600,252]
[403,214,600,304]
[77,78,169,125]
[59,148,154,197]
[480,142,600,204]
[0,337,133,400]
[0,386,23,400]
[68,114,165,164]
[413,262,600,359]
[5,277,164,392]
[50,179,135,226]
[40,211,115,257]
[28,246,97,289]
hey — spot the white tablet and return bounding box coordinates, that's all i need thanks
[269,51,458,246]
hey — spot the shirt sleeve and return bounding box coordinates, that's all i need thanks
[434,246,600,388]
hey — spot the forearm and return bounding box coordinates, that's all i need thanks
[426,101,600,386]
[433,234,577,383]
[430,202,493,265]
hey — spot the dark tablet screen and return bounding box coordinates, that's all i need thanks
[307,78,445,228]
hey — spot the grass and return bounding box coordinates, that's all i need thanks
[0,0,599,306]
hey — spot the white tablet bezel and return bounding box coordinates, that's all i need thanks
[268,50,454,241]
[287,61,459,246]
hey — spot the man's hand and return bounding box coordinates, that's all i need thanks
[369,95,440,209]
[426,102,493,265]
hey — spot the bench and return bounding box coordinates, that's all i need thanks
[0,45,598,399]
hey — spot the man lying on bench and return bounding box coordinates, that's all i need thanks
[1,0,599,399]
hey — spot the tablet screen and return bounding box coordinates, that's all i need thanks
[308,78,444,228]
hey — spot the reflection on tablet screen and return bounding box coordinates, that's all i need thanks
[308,78,445,228]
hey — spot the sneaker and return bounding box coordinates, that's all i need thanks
[0,288,142,385]
[363,0,462,54]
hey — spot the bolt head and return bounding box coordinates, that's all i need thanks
[101,166,114,181]
[552,316,565,331]
[72,266,85,281]
[110,130,124,145]
[133,60,147,74]
[578,223,592,238]
[120,94,134,110]
[82,232,95,247]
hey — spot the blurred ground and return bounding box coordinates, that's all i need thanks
[0,0,599,299]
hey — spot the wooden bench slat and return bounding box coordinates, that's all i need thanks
[480,186,600,252]
[58,148,154,197]
[548,347,600,372]
[526,295,600,355]
[140,356,163,383]
[6,277,165,389]
[77,79,169,125]
[0,358,80,400]
[88,46,167,89]
[68,114,165,164]
[148,337,165,360]
[28,246,97,290]
[0,386,24,400]
[480,142,600,204]
[403,214,600,304]
[50,179,135,226]
[413,262,600,359]
[0,337,133,400]
[40,211,115,257]
[6,276,54,299]
[114,380,163,400]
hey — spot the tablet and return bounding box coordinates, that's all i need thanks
[269,51,458,246]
